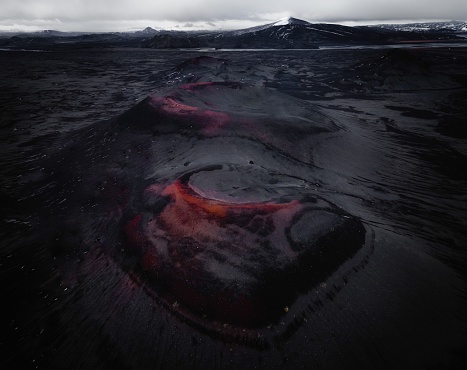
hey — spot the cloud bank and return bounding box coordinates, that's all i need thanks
[1,0,466,32]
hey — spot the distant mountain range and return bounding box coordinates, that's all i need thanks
[366,21,467,34]
[0,17,465,50]
[142,17,466,49]
[142,17,385,49]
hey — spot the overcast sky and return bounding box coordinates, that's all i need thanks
[1,0,466,32]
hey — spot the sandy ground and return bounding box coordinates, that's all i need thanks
[1,46,467,369]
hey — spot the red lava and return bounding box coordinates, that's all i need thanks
[161,179,299,217]
[148,95,231,135]
[124,179,303,326]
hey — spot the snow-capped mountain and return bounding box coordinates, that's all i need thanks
[227,17,312,36]
[143,17,398,49]
[221,16,387,44]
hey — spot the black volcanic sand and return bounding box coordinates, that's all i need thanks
[1,47,467,369]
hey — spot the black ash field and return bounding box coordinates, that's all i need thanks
[1,46,467,369]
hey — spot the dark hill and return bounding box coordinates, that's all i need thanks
[143,33,201,48]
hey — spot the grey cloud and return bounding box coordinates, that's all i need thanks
[1,0,466,31]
